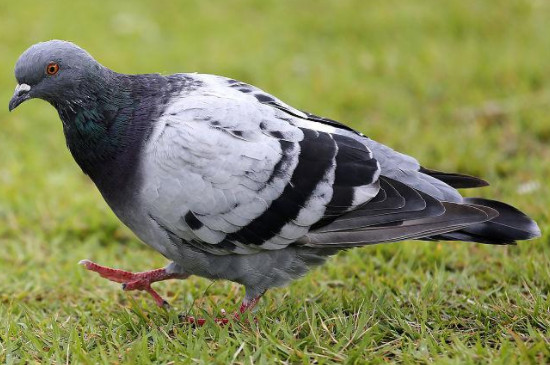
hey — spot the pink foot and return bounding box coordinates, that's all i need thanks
[181,296,262,327]
[182,315,229,326]
[237,296,261,318]
[79,259,187,308]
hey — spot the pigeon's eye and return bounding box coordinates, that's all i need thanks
[46,62,59,75]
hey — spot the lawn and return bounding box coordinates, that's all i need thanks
[1,0,549,363]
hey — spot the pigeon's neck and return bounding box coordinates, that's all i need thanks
[55,71,165,195]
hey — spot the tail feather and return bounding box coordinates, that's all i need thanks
[429,198,541,244]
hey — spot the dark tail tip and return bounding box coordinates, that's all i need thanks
[432,197,541,245]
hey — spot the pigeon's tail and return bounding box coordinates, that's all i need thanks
[426,198,541,245]
[299,178,540,248]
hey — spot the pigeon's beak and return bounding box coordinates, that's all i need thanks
[9,83,32,112]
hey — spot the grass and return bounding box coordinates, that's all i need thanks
[1,0,549,363]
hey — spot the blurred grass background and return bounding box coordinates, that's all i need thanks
[1,0,549,363]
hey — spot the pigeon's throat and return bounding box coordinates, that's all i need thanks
[59,102,127,176]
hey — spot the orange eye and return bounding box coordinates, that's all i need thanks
[46,62,59,75]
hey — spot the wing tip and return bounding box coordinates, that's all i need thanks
[419,167,490,189]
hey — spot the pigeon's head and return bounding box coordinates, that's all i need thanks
[9,40,104,111]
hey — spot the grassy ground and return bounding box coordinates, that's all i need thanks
[1,0,549,363]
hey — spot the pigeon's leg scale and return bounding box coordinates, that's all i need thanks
[79,259,188,308]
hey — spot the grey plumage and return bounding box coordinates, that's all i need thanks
[9,40,541,305]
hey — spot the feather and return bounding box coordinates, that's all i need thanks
[313,178,446,233]
[300,203,494,247]
[419,167,489,189]
[429,198,540,244]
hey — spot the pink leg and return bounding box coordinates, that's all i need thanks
[79,259,187,308]
[182,295,263,327]
[236,296,262,319]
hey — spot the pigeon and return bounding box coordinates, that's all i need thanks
[9,40,540,323]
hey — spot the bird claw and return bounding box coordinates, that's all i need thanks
[79,259,173,308]
[78,259,93,269]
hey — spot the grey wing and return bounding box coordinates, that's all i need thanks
[141,80,381,255]
[225,76,472,202]
[224,77,500,246]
